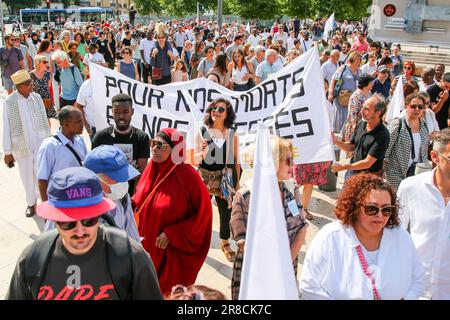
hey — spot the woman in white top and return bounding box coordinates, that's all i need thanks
[228,48,255,92]
[300,173,426,300]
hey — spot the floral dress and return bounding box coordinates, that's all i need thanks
[31,71,57,119]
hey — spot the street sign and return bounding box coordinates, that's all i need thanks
[369,0,450,47]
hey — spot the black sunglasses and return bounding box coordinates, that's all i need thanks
[57,217,99,231]
[410,104,425,110]
[211,106,225,113]
[150,139,169,150]
[362,204,396,217]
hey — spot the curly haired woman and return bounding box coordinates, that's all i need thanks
[300,173,426,300]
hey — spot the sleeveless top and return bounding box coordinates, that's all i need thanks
[120,60,136,80]
[199,127,233,171]
[232,64,249,85]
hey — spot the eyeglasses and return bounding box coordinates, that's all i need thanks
[150,139,169,150]
[211,106,225,113]
[409,104,425,110]
[404,67,412,70]
[41,61,48,64]
[122,51,130,55]
[56,217,99,231]
[362,204,396,217]
[157,37,165,39]
[436,151,450,161]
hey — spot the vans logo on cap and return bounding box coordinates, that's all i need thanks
[66,187,92,199]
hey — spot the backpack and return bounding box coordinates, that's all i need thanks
[24,223,133,300]
[54,65,76,84]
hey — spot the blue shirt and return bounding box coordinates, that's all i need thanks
[256,61,282,82]
[372,78,391,99]
[37,129,87,181]
[60,65,84,100]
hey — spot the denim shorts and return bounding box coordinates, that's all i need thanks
[2,76,14,90]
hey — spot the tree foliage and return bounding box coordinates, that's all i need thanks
[5,0,41,15]
[132,0,371,21]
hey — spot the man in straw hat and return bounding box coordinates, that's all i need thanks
[2,69,50,218]
[6,167,162,300]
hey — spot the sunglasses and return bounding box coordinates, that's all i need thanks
[56,217,99,231]
[409,104,425,110]
[362,204,396,217]
[404,67,412,70]
[41,60,48,64]
[150,139,169,150]
[122,51,131,55]
[211,106,225,113]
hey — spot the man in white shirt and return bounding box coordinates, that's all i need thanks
[398,128,450,299]
[247,28,261,48]
[299,30,313,53]
[273,25,289,49]
[174,25,186,56]
[2,70,50,217]
[83,43,107,69]
[418,67,437,93]
[321,50,340,84]
[139,30,155,84]
[286,30,297,51]
[76,78,96,141]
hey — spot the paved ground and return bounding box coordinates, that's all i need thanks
[0,90,344,299]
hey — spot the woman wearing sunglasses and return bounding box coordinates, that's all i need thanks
[300,173,426,300]
[30,55,57,124]
[194,98,241,263]
[230,136,307,300]
[132,128,212,296]
[117,47,140,81]
[384,93,430,190]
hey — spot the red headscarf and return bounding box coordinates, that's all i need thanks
[131,128,212,295]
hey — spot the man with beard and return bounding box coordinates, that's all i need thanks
[6,167,162,300]
[92,93,150,196]
[331,94,390,181]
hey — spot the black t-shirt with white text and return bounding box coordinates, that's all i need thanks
[91,126,150,195]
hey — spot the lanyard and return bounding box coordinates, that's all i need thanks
[355,245,381,300]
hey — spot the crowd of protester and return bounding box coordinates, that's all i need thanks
[1,15,449,300]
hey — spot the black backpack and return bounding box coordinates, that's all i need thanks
[24,224,133,300]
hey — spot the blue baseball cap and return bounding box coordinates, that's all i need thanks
[37,167,116,222]
[84,145,140,182]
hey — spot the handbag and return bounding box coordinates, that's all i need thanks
[220,129,236,208]
[338,90,352,107]
[198,167,222,197]
[152,67,163,80]
[42,98,52,109]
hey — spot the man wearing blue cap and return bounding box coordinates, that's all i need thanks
[6,167,162,300]
[84,145,140,242]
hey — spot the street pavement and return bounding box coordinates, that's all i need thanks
[0,90,343,300]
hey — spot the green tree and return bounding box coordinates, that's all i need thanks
[134,0,163,15]
[228,0,281,20]
[158,0,217,17]
[4,0,41,15]
[283,0,371,21]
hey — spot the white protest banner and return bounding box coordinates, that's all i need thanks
[90,47,334,165]
[385,76,404,123]
[323,13,335,42]
[239,122,299,300]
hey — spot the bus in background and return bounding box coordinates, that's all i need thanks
[19,7,114,29]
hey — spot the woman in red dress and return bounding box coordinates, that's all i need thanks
[132,128,213,295]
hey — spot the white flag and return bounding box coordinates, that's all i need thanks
[239,122,299,300]
[323,13,335,42]
[246,22,251,34]
[385,76,404,123]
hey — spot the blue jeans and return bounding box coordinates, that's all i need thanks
[344,170,357,182]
